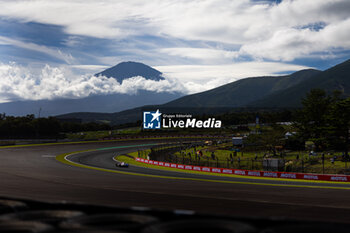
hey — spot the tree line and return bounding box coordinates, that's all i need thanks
[244,89,350,155]
[0,114,111,139]
[1,88,349,153]
[295,89,350,155]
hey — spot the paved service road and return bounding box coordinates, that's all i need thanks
[1,139,350,223]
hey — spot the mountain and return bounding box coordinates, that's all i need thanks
[250,59,350,107]
[0,62,182,116]
[95,61,164,83]
[56,59,350,125]
[164,69,321,108]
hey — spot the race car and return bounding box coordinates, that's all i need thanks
[115,161,129,168]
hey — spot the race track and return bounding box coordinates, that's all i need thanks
[1,139,350,223]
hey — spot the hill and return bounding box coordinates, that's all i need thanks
[0,62,182,116]
[164,69,320,107]
[56,59,350,125]
[250,59,350,107]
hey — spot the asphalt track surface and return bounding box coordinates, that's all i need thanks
[1,139,350,223]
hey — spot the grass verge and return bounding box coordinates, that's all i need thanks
[115,152,347,183]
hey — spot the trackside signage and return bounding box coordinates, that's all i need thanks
[143,109,221,129]
[135,158,350,182]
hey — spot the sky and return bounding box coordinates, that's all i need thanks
[0,0,349,103]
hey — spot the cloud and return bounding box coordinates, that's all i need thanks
[0,36,75,64]
[156,61,311,93]
[160,48,238,63]
[156,62,311,79]
[0,61,310,103]
[0,0,145,39]
[70,65,110,72]
[0,63,184,103]
[0,0,349,63]
[0,0,348,103]
[239,18,350,61]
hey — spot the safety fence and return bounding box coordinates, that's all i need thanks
[137,142,350,174]
[135,157,350,182]
[138,143,304,173]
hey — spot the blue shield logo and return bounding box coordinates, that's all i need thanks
[143,110,161,129]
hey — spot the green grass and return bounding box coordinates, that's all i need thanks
[116,127,141,134]
[137,142,350,174]
[116,152,349,183]
[116,154,241,178]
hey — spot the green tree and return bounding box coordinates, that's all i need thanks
[295,89,333,150]
[329,98,350,156]
[246,124,286,155]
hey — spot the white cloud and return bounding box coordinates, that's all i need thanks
[160,48,238,63]
[0,0,348,103]
[70,65,110,72]
[0,0,349,62]
[156,61,311,93]
[239,18,350,61]
[0,36,75,64]
[0,63,184,103]
[0,61,311,102]
[0,0,146,39]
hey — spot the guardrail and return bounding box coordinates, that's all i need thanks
[135,157,350,182]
